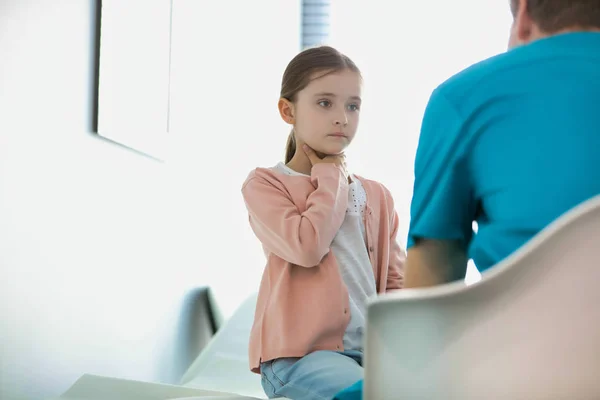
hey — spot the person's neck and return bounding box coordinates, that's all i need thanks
[285,147,353,183]
[285,140,333,176]
[556,26,600,34]
[286,148,313,176]
[536,26,600,41]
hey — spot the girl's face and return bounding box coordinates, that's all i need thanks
[291,69,362,156]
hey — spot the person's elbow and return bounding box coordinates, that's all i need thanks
[289,245,330,268]
[404,238,467,288]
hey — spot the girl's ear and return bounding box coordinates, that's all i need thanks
[278,98,295,125]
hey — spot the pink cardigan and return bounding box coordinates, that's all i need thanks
[241,163,405,373]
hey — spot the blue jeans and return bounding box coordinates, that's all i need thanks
[260,350,364,400]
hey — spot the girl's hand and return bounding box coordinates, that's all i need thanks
[303,145,350,182]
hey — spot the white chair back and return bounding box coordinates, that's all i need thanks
[364,195,600,400]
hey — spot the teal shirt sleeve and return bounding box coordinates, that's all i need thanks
[333,379,363,400]
[407,88,476,250]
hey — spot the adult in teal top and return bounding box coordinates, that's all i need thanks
[335,1,600,399]
[404,0,600,287]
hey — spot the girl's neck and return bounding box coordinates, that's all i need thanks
[285,150,313,176]
[285,139,331,175]
[285,142,353,182]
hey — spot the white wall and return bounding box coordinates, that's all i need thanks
[0,1,256,399]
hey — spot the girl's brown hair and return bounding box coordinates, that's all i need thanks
[280,46,361,163]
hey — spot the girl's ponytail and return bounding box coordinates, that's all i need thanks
[284,129,296,164]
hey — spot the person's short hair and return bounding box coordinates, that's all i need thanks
[511,0,600,32]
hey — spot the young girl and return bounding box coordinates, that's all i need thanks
[241,46,406,400]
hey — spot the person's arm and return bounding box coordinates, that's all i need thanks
[404,88,476,288]
[242,163,349,268]
[386,202,406,291]
[404,239,468,288]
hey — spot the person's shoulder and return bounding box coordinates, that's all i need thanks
[354,175,396,206]
[436,50,517,98]
[435,42,555,103]
[242,166,285,191]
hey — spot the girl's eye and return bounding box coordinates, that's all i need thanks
[347,103,360,111]
[318,100,332,108]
